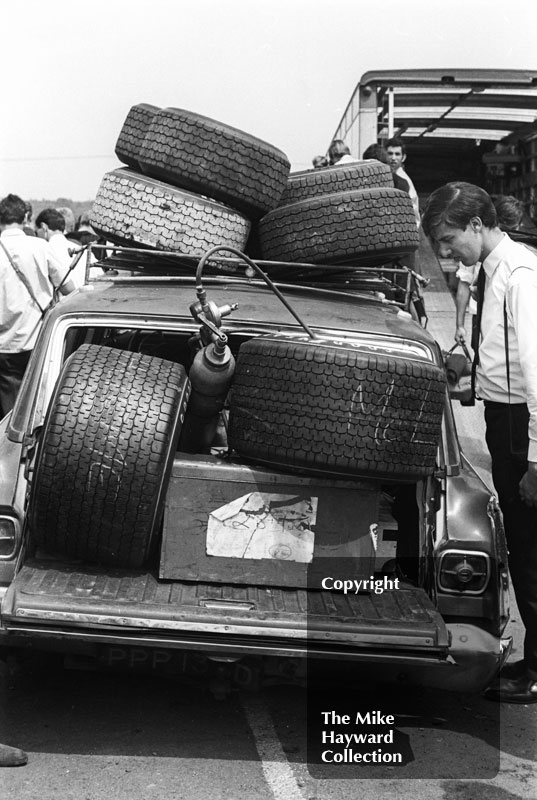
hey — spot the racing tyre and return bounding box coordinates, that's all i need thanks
[115,103,160,169]
[29,344,189,568]
[138,107,291,217]
[228,335,446,480]
[278,160,394,206]
[258,187,419,265]
[90,168,251,255]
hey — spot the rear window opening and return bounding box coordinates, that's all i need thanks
[23,321,429,588]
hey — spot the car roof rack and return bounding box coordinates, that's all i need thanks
[77,243,423,314]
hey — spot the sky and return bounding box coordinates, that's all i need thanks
[2,0,537,201]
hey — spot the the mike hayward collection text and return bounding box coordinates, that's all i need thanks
[320,710,403,765]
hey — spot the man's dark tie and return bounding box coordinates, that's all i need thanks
[469,265,486,402]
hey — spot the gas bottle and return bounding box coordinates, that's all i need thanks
[178,338,235,453]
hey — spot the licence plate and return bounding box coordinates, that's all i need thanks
[98,645,262,689]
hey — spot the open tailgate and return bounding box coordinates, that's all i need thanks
[1,560,451,666]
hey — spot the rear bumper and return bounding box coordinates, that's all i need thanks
[0,619,454,666]
[0,622,509,694]
[358,625,512,693]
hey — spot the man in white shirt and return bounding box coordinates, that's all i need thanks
[0,194,75,417]
[386,137,420,227]
[454,196,526,347]
[422,181,537,704]
[35,207,87,289]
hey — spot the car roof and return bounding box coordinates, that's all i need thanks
[54,275,436,347]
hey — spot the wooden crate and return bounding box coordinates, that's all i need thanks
[161,454,378,588]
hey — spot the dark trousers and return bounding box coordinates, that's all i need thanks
[485,402,537,678]
[0,350,31,419]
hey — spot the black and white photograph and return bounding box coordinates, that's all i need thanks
[1,1,536,797]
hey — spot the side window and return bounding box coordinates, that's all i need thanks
[28,325,111,435]
[62,326,104,362]
[23,324,192,438]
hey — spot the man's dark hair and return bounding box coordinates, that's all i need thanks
[35,208,66,232]
[312,154,329,169]
[491,194,524,231]
[0,194,27,225]
[362,143,389,164]
[421,182,497,238]
[385,137,406,155]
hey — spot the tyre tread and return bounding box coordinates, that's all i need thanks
[138,107,290,217]
[90,168,250,255]
[115,103,160,169]
[30,344,187,567]
[278,161,394,206]
[258,187,419,265]
[228,336,446,479]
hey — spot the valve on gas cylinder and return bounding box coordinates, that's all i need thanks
[178,243,316,454]
[178,283,238,454]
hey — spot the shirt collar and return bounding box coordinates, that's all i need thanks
[482,232,511,278]
[0,227,26,239]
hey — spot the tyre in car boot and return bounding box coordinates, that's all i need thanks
[228,334,446,480]
[29,344,190,568]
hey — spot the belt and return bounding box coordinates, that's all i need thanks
[483,401,527,409]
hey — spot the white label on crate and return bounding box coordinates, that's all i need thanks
[206,492,317,562]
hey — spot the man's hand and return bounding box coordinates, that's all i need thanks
[519,462,537,507]
[454,325,466,344]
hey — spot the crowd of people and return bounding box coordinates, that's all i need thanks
[0,195,103,420]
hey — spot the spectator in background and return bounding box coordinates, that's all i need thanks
[68,212,100,247]
[490,194,524,232]
[0,194,75,417]
[328,139,357,166]
[35,207,71,259]
[36,208,105,286]
[56,206,76,235]
[386,137,420,225]
[35,207,85,289]
[364,141,422,275]
[362,142,388,162]
[22,201,35,236]
[312,154,329,169]
[362,143,411,193]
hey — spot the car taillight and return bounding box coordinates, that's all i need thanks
[438,550,490,594]
[0,516,17,557]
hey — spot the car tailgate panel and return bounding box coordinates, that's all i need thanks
[1,560,450,658]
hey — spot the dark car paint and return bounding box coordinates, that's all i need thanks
[44,278,440,351]
[0,271,511,692]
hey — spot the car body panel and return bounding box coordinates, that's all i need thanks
[0,263,511,693]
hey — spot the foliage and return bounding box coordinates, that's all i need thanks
[28,198,94,222]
